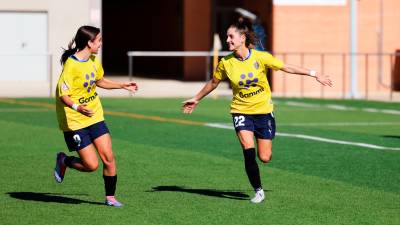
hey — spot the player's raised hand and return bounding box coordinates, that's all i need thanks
[315,73,333,87]
[78,103,94,117]
[122,82,138,93]
[182,98,199,114]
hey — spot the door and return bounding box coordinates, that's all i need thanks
[0,12,48,81]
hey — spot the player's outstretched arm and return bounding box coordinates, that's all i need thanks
[182,77,221,114]
[280,64,333,87]
[96,78,139,93]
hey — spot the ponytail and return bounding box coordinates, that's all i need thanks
[60,40,78,65]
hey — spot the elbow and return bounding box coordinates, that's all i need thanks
[282,69,295,74]
[96,83,107,89]
[211,82,219,89]
[280,66,292,74]
[281,64,296,74]
[210,79,220,89]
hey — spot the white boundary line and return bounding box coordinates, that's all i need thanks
[1,99,398,151]
[205,123,400,151]
[277,133,400,151]
[278,122,400,127]
[209,122,400,127]
[281,101,400,115]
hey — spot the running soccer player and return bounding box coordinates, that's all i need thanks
[182,20,332,203]
[54,25,138,207]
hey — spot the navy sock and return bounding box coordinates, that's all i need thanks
[243,148,262,191]
[64,156,76,168]
[103,175,117,196]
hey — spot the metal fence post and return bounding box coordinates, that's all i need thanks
[321,53,325,98]
[365,54,369,100]
[342,53,346,99]
[390,54,394,101]
[282,53,286,97]
[300,53,304,98]
[206,55,210,81]
[128,55,133,81]
[48,54,53,97]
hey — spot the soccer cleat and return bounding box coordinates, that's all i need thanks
[105,196,123,207]
[250,189,265,204]
[54,152,67,183]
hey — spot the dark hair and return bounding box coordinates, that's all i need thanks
[230,19,255,48]
[60,25,100,65]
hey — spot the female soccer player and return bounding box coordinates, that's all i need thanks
[54,25,138,207]
[182,20,332,203]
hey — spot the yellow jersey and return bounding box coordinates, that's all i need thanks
[214,49,283,114]
[56,55,104,131]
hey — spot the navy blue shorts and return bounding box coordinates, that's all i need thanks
[63,121,110,152]
[231,113,276,139]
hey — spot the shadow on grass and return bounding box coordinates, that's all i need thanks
[6,192,103,205]
[382,135,400,139]
[148,186,251,200]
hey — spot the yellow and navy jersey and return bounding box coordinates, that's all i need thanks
[214,49,284,115]
[55,55,104,131]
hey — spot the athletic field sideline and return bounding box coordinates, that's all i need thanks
[0,97,399,225]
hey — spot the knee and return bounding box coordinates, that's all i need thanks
[241,142,254,150]
[102,155,116,168]
[85,161,99,172]
[259,154,272,163]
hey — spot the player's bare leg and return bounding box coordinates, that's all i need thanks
[256,138,273,163]
[94,133,116,176]
[54,145,98,183]
[94,133,122,207]
[76,145,99,172]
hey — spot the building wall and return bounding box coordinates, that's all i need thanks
[272,0,400,98]
[183,0,211,81]
[1,0,399,98]
[0,0,101,97]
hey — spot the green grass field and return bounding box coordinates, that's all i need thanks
[0,97,399,225]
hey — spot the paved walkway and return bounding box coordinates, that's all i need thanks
[0,76,232,98]
[0,75,399,102]
[96,76,232,98]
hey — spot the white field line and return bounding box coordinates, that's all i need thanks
[205,123,400,151]
[280,122,400,127]
[282,101,400,115]
[283,102,316,108]
[277,133,400,151]
[1,99,398,151]
[209,122,400,127]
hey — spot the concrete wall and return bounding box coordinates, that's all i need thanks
[0,0,101,97]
